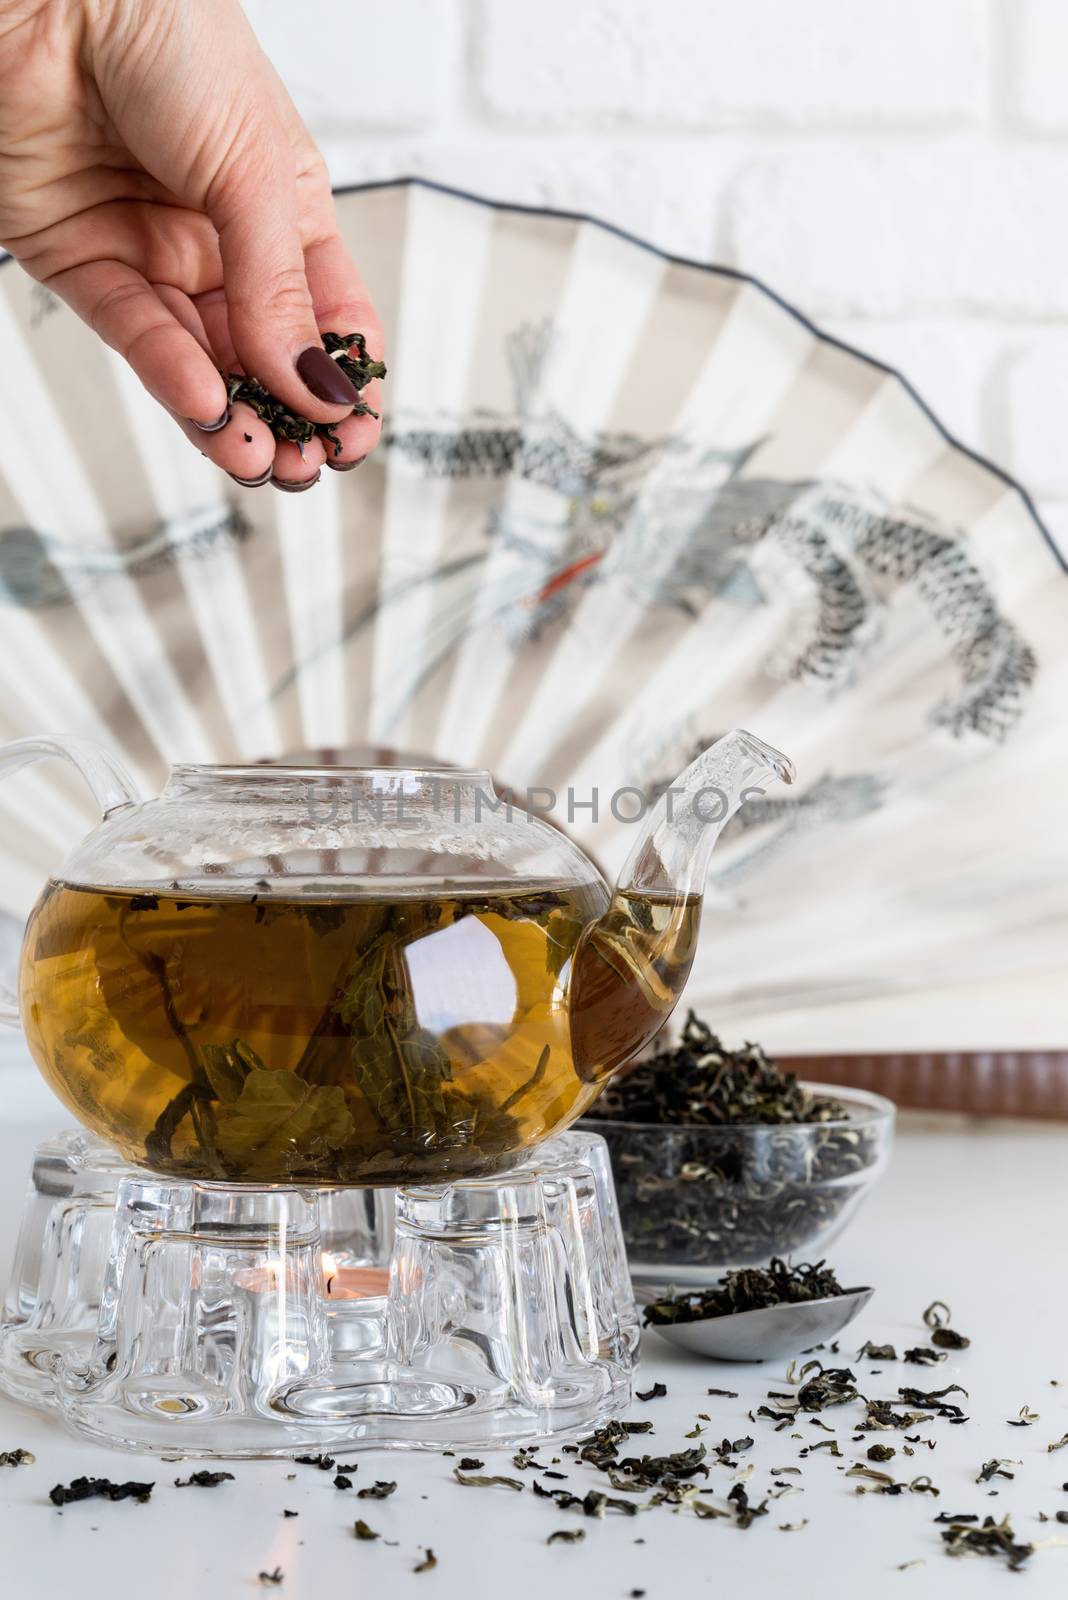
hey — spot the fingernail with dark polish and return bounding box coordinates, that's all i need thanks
[296,345,359,407]
[271,471,321,493]
[228,467,273,488]
[326,454,367,473]
[193,409,229,433]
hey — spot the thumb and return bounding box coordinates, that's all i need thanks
[204,134,359,421]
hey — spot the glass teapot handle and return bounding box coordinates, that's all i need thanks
[0,735,141,1026]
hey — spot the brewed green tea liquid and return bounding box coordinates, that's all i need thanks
[20,879,699,1184]
[21,880,599,1184]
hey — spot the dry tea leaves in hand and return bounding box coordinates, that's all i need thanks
[223,331,386,455]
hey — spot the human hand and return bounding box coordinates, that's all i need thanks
[0,0,383,489]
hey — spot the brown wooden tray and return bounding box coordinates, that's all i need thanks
[780,1050,1068,1119]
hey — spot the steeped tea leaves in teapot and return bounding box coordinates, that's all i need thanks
[8,727,796,1186]
[19,880,613,1184]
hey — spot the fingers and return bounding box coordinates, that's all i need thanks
[319,411,375,472]
[22,201,222,299]
[270,435,326,492]
[204,131,360,424]
[173,401,276,481]
[303,235,385,466]
[47,258,228,426]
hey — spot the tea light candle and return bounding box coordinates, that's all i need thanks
[321,1253,389,1300]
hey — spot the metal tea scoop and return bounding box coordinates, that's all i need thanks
[636,1285,874,1362]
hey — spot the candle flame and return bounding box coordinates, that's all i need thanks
[321,1251,338,1295]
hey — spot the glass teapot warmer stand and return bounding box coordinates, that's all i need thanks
[0,1128,637,1457]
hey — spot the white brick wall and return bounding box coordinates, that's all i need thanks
[246,0,1068,553]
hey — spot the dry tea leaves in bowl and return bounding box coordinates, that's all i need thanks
[585,1012,891,1272]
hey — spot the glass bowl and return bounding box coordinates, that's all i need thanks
[584,1085,894,1285]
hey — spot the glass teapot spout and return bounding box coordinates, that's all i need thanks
[569,730,795,1083]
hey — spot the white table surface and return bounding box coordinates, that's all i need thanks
[1,1062,1066,1600]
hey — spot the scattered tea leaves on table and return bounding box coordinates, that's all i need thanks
[858,1342,897,1362]
[896,1384,968,1417]
[636,1382,667,1401]
[726,1483,768,1528]
[547,1529,586,1544]
[174,1470,234,1488]
[258,1568,284,1586]
[357,1480,397,1499]
[575,1420,653,1470]
[923,1301,970,1350]
[867,1444,896,1462]
[458,1457,484,1470]
[334,1474,353,1489]
[940,1515,1033,1570]
[533,1481,639,1518]
[0,1449,34,1467]
[50,1477,154,1506]
[1007,1406,1040,1426]
[976,1460,1019,1484]
[453,1469,524,1491]
[606,1443,709,1491]
[903,1347,945,1366]
[353,1519,379,1541]
[413,1548,437,1573]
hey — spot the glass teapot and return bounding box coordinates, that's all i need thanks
[0,730,793,1186]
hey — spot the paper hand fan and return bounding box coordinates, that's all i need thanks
[0,178,1063,1062]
